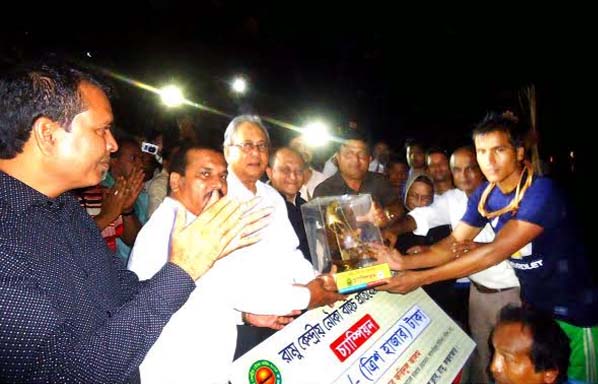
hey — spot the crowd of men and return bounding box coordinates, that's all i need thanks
[1,61,596,384]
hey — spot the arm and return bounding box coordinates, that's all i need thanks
[384,214,417,238]
[231,194,343,315]
[377,221,482,270]
[379,219,543,293]
[384,194,451,238]
[0,250,195,383]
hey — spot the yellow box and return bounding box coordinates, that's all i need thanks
[334,263,392,294]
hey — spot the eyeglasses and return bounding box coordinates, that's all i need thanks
[229,142,269,153]
[275,167,304,177]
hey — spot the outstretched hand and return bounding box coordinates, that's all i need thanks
[305,275,345,309]
[368,242,405,270]
[375,270,423,294]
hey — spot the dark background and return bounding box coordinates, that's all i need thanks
[2,2,594,263]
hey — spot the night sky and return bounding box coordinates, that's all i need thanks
[1,2,595,267]
[1,2,593,170]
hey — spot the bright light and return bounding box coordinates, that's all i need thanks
[231,77,247,94]
[301,121,331,147]
[159,85,184,107]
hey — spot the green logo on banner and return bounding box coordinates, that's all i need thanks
[248,359,282,384]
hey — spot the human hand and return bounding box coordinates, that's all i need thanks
[243,310,302,330]
[370,201,390,228]
[305,277,345,309]
[169,195,272,280]
[368,242,404,270]
[375,270,423,294]
[98,177,127,223]
[220,196,274,257]
[122,166,145,211]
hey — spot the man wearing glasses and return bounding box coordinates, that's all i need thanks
[223,115,344,359]
[266,146,311,262]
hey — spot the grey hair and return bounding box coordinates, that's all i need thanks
[222,114,270,147]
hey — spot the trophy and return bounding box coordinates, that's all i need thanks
[301,194,391,294]
[325,201,377,271]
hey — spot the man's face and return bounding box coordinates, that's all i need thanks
[267,149,305,201]
[111,142,144,179]
[53,81,117,189]
[406,144,425,169]
[386,162,409,190]
[405,180,433,210]
[450,150,484,195]
[225,122,269,184]
[475,131,524,185]
[426,152,451,183]
[172,149,228,216]
[337,140,370,181]
[373,142,390,162]
[491,322,555,384]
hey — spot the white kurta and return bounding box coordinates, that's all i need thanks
[128,197,239,384]
[128,171,317,383]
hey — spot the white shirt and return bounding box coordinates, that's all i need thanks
[128,197,238,384]
[299,167,327,201]
[322,156,338,178]
[408,188,520,289]
[223,170,316,315]
[368,159,385,174]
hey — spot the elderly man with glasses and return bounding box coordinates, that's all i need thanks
[222,115,344,360]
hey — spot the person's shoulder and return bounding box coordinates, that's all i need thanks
[470,182,490,201]
[313,173,338,191]
[443,188,465,199]
[141,198,178,230]
[529,176,556,192]
[260,181,287,205]
[368,171,387,181]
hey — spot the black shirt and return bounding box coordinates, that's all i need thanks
[0,171,195,383]
[313,171,398,207]
[280,192,311,263]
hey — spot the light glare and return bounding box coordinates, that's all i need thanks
[302,121,331,147]
[232,77,247,94]
[160,85,184,107]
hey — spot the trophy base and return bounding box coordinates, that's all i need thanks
[334,263,392,294]
[333,256,377,272]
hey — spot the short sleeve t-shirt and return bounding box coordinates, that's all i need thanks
[462,177,597,326]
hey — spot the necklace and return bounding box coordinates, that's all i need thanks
[477,163,534,219]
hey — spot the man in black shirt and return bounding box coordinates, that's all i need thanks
[0,61,269,383]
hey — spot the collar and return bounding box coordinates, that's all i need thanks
[226,168,267,200]
[276,190,305,206]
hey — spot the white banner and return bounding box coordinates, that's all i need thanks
[230,288,475,384]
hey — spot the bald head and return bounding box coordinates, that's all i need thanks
[450,146,484,196]
[267,147,306,201]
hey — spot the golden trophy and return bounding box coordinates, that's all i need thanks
[325,201,377,271]
[301,194,391,294]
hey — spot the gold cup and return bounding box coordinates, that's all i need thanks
[325,201,376,272]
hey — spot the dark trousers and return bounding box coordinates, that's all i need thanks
[233,325,277,360]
